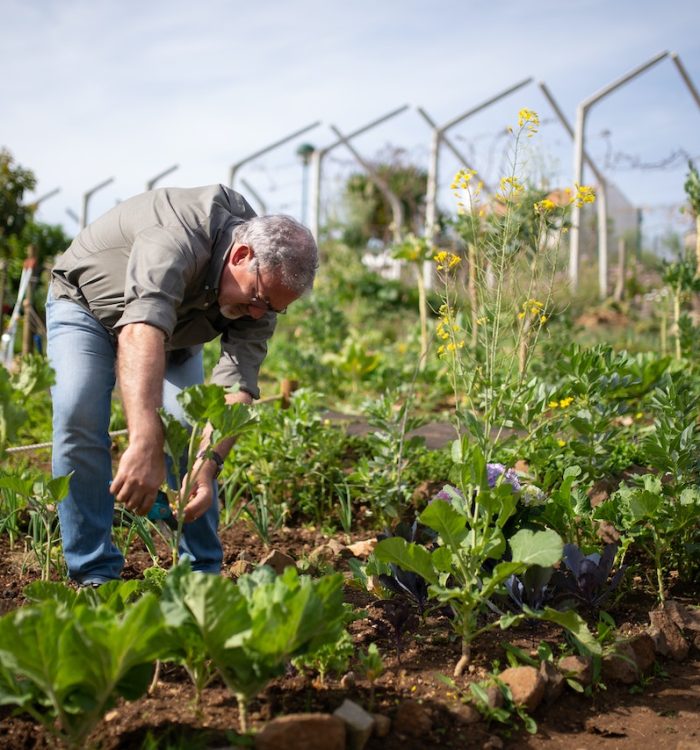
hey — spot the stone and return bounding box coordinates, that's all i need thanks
[229,559,254,578]
[602,642,639,684]
[628,632,657,673]
[371,713,391,737]
[346,538,377,559]
[259,549,297,575]
[664,600,700,633]
[498,666,546,712]
[309,542,345,566]
[255,713,345,750]
[451,702,481,725]
[558,655,593,687]
[394,699,432,737]
[339,671,356,689]
[484,684,504,709]
[333,699,374,750]
[649,608,690,661]
[483,736,504,750]
[539,659,565,704]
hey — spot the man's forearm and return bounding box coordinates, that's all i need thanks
[117,323,166,446]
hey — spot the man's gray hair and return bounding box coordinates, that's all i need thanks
[233,215,318,295]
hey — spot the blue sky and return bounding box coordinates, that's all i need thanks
[2,0,699,244]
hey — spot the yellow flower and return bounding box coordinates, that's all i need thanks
[518,109,540,128]
[534,198,556,215]
[540,315,548,324]
[559,397,574,408]
[572,183,596,208]
[557,439,566,447]
[433,250,461,271]
[548,400,559,409]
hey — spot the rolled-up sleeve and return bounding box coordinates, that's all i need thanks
[210,313,277,399]
[113,227,195,338]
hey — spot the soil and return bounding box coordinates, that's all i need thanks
[0,518,698,750]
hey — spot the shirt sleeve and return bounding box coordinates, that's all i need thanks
[210,312,277,399]
[113,226,196,338]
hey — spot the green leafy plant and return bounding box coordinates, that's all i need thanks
[595,474,700,601]
[159,383,256,564]
[158,562,347,732]
[375,446,596,676]
[357,642,384,712]
[0,593,164,748]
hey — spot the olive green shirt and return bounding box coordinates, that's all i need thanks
[50,184,275,399]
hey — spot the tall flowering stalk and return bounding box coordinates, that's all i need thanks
[438,109,595,458]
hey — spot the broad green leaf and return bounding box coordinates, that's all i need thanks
[629,490,662,521]
[431,546,454,574]
[373,537,438,585]
[419,500,467,551]
[530,607,602,656]
[159,410,190,467]
[509,528,563,567]
[680,487,700,506]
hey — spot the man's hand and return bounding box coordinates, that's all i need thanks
[177,459,217,523]
[110,443,165,515]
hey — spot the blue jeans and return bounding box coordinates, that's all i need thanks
[46,294,223,584]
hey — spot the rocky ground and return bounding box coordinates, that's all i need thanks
[1,518,699,750]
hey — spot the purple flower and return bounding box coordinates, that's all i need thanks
[486,463,521,492]
[431,484,464,504]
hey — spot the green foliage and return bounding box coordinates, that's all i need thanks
[231,389,349,530]
[340,150,428,246]
[683,160,700,214]
[158,562,347,732]
[595,474,700,600]
[347,390,427,524]
[375,445,569,673]
[0,354,54,456]
[0,148,36,255]
[0,593,164,748]
[159,383,256,563]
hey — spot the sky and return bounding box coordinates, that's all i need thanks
[2,0,699,247]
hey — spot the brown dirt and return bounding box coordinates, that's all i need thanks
[1,520,699,750]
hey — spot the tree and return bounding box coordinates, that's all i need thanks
[0,148,37,257]
[340,147,428,247]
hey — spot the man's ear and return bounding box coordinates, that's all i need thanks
[230,243,253,266]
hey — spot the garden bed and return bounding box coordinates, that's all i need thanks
[1,521,698,750]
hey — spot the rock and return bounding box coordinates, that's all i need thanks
[259,549,297,575]
[558,655,593,687]
[255,713,345,750]
[371,713,391,737]
[664,600,700,633]
[649,608,690,661]
[629,632,657,673]
[539,659,565,704]
[340,671,356,689]
[451,702,481,725]
[229,559,254,578]
[484,684,504,709]
[498,666,546,712]
[602,642,639,684]
[394,699,432,737]
[346,538,377,559]
[333,699,374,750]
[309,542,345,566]
[483,736,504,750]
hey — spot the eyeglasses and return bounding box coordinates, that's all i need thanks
[249,265,288,315]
